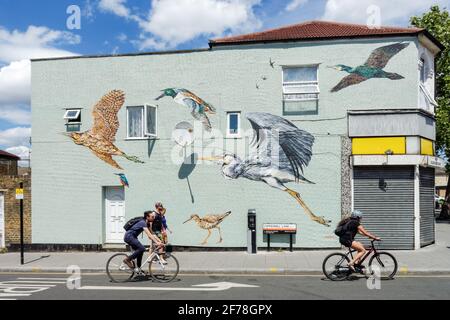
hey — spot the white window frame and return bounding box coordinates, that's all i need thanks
[282,65,320,102]
[126,105,158,140]
[63,109,81,121]
[144,104,158,138]
[226,112,241,138]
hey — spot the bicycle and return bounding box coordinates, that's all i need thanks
[322,240,397,281]
[106,243,179,283]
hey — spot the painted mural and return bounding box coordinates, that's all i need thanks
[66,90,144,169]
[201,112,331,227]
[115,173,129,187]
[183,211,232,245]
[328,42,409,92]
[155,88,216,131]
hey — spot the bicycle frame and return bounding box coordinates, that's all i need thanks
[130,246,167,273]
[346,240,379,265]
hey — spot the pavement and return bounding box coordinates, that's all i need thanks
[1,222,449,275]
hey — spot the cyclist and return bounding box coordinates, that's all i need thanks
[337,210,380,272]
[123,211,164,270]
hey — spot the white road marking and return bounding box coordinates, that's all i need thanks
[79,281,259,292]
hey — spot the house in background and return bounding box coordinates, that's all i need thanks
[31,21,445,250]
[436,167,449,199]
[0,150,31,250]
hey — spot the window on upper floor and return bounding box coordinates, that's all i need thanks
[63,108,82,132]
[418,55,437,113]
[282,65,319,115]
[226,112,241,138]
[127,105,158,139]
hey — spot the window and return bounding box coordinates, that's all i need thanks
[227,112,241,137]
[282,65,319,115]
[63,109,81,132]
[127,105,157,139]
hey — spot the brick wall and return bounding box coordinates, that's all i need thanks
[0,176,31,246]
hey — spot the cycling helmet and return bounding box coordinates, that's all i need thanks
[351,210,363,219]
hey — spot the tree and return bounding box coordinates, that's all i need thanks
[411,5,450,220]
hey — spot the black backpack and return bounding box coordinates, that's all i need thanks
[123,217,144,231]
[334,220,349,237]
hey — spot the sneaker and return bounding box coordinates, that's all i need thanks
[123,258,135,270]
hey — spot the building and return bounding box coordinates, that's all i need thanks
[31,21,445,250]
[0,150,31,250]
[435,167,448,199]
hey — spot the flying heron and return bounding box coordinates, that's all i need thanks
[201,112,331,227]
[183,211,232,245]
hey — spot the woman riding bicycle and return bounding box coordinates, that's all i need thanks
[337,210,381,271]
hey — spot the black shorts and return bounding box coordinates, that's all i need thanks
[339,237,353,248]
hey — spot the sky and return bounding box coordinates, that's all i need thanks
[0,0,449,165]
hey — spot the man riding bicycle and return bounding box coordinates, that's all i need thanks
[123,211,164,270]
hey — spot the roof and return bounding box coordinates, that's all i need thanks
[210,20,444,50]
[0,150,20,160]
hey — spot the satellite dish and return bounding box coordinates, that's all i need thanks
[172,121,194,147]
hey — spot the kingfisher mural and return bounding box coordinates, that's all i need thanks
[200,112,331,227]
[183,211,232,245]
[64,90,144,169]
[115,173,129,187]
[155,88,216,131]
[328,42,409,92]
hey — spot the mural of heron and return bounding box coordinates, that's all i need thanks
[328,42,409,92]
[183,211,232,245]
[64,90,144,169]
[155,88,216,131]
[201,112,331,227]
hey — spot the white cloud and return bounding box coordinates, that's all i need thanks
[0,106,30,126]
[285,0,308,12]
[0,127,31,148]
[99,0,131,18]
[117,33,128,42]
[322,0,449,25]
[5,145,30,166]
[0,25,80,62]
[137,0,262,49]
[0,60,30,105]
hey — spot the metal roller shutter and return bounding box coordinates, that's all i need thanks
[420,167,435,247]
[353,166,414,250]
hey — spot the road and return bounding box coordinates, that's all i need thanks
[0,272,449,300]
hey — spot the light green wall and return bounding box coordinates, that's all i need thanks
[31,36,420,248]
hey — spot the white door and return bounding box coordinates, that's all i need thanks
[0,193,4,248]
[105,187,125,244]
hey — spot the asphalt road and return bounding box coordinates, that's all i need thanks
[0,272,449,300]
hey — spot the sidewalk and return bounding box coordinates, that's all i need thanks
[1,223,449,275]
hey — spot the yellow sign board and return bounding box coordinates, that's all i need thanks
[16,188,24,200]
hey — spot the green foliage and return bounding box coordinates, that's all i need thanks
[411,5,450,172]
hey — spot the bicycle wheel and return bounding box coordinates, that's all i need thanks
[322,253,351,281]
[368,252,397,280]
[106,253,135,283]
[149,253,179,283]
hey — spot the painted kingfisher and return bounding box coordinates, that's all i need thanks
[155,88,216,131]
[115,173,129,187]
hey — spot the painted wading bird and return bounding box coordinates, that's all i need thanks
[155,88,216,131]
[183,211,232,245]
[328,42,409,92]
[201,112,331,227]
[115,173,129,187]
[64,90,144,169]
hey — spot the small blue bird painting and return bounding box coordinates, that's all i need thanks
[115,173,129,188]
[155,88,216,131]
[328,42,409,92]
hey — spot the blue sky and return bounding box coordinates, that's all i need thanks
[0,0,448,162]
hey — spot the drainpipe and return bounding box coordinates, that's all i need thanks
[414,165,421,250]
